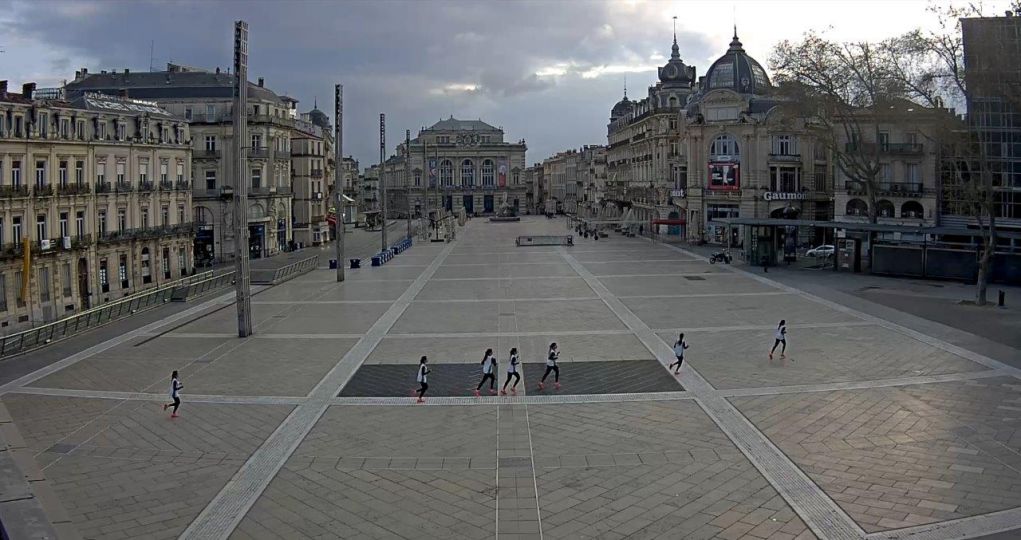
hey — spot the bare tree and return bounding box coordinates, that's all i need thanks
[891,2,1021,304]
[770,32,907,224]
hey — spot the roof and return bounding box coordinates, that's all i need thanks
[64,70,289,104]
[425,116,499,132]
[702,29,772,96]
[70,94,176,118]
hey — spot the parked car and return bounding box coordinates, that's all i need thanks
[806,244,835,258]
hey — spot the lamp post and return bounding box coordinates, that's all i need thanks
[231,20,252,338]
[379,113,387,251]
[405,129,412,239]
[334,83,344,282]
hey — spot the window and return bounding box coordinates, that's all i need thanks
[178,248,186,277]
[38,267,50,302]
[160,162,168,184]
[76,120,85,140]
[36,214,47,242]
[205,104,216,121]
[162,248,171,279]
[99,259,109,293]
[141,248,151,284]
[880,163,892,181]
[59,160,68,187]
[75,211,85,238]
[62,263,72,298]
[709,134,739,159]
[772,135,798,155]
[770,166,800,192]
[878,132,890,150]
[11,160,21,188]
[251,168,262,189]
[205,170,216,190]
[414,170,421,187]
[178,204,185,224]
[60,118,70,138]
[461,160,474,186]
[139,160,148,184]
[905,132,918,145]
[0,218,3,246]
[39,112,49,137]
[14,116,23,137]
[97,121,106,140]
[13,216,22,241]
[846,198,868,216]
[440,160,453,186]
[98,211,107,236]
[205,135,217,152]
[75,160,84,185]
[116,162,125,184]
[116,122,125,141]
[176,163,184,184]
[59,212,68,238]
[118,255,128,289]
[185,108,193,120]
[905,163,920,184]
[481,160,494,186]
[96,162,106,185]
[35,160,46,188]
[0,275,7,312]
[251,133,262,150]
[117,208,126,231]
[706,107,739,122]
[15,271,24,307]
[141,208,149,229]
[161,206,169,226]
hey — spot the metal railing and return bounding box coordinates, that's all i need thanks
[844,142,924,155]
[0,268,233,359]
[251,254,320,285]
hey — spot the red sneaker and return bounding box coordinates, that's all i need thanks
[170,413,179,418]
[511,388,517,395]
[500,390,507,396]
[472,389,481,397]
[416,397,424,403]
[538,382,544,390]
[489,389,497,395]
[555,382,561,390]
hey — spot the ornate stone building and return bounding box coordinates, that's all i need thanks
[540,145,606,215]
[0,83,193,330]
[384,117,527,217]
[291,107,333,247]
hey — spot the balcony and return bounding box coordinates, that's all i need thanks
[0,242,25,259]
[768,153,802,162]
[58,182,91,196]
[844,142,923,155]
[138,181,156,193]
[159,180,175,191]
[175,180,191,191]
[115,181,134,193]
[249,147,269,159]
[0,185,30,198]
[98,224,196,245]
[844,181,928,195]
[95,182,113,194]
[250,186,279,196]
[310,169,324,178]
[34,184,55,197]
[195,149,221,159]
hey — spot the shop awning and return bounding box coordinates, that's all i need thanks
[651,218,685,225]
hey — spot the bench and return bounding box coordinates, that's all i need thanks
[515,235,574,247]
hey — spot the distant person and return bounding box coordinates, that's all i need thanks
[162,370,183,418]
[416,356,430,403]
[668,333,689,375]
[539,342,560,390]
[769,320,788,360]
[501,347,521,395]
[474,348,497,396]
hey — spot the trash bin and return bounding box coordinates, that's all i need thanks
[329,259,338,269]
[371,255,381,267]
[350,258,361,269]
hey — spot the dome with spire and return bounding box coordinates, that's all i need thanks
[309,97,331,130]
[702,27,771,95]
[658,22,695,87]
[610,84,634,120]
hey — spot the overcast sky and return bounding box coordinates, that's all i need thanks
[1,0,1011,167]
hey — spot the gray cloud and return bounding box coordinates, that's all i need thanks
[9,0,720,163]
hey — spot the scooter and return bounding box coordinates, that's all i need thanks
[709,249,732,264]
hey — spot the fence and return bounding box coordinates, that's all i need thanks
[0,269,233,359]
[251,255,319,285]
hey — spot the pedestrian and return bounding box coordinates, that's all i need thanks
[668,333,689,375]
[501,347,521,395]
[162,370,183,418]
[416,356,430,403]
[474,348,497,396]
[769,320,788,360]
[539,342,560,390]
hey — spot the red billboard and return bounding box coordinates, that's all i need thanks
[708,163,740,190]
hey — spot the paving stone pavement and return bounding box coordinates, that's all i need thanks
[2,216,1021,540]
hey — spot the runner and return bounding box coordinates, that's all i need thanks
[474,348,497,396]
[501,347,521,395]
[416,356,430,403]
[668,333,689,375]
[769,320,788,360]
[539,342,560,390]
[162,370,183,418]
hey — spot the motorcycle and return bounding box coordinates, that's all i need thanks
[709,249,732,264]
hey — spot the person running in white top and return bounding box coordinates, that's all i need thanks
[539,342,560,390]
[474,348,498,396]
[416,356,430,403]
[162,370,183,418]
[668,333,689,375]
[501,347,521,395]
[769,320,788,360]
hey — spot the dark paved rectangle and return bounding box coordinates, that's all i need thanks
[522,360,683,395]
[339,363,501,397]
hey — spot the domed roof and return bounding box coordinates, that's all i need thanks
[611,93,634,119]
[702,28,771,95]
[309,100,330,130]
[658,31,695,87]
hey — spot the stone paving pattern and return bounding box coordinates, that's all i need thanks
[1,216,1018,539]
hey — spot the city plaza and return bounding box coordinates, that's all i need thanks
[1,217,1019,539]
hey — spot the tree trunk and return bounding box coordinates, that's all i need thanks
[976,214,996,306]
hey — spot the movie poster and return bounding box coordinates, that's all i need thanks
[498,161,508,188]
[428,158,437,187]
[708,163,740,190]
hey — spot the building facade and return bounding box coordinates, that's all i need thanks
[540,145,606,215]
[291,108,333,247]
[65,64,300,265]
[522,164,544,214]
[0,83,193,331]
[384,118,527,218]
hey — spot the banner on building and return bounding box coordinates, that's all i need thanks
[428,158,437,187]
[708,163,740,190]
[498,161,508,188]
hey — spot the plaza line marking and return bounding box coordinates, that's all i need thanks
[414,297,602,304]
[329,391,693,406]
[251,300,394,305]
[155,332,366,339]
[384,329,635,338]
[719,369,1008,398]
[864,506,1021,540]
[179,241,457,540]
[557,247,866,540]
[651,321,876,334]
[618,291,792,299]
[7,386,306,405]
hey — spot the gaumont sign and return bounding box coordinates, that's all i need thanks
[763,192,807,202]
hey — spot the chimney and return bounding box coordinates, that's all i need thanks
[22,83,36,100]
[82,67,88,75]
[0,81,7,98]
[258,77,264,87]
[215,67,220,74]
[120,89,129,98]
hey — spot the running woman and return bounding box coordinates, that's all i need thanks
[769,320,788,360]
[539,342,560,390]
[162,371,183,418]
[668,333,689,375]
[416,356,430,403]
[501,347,521,395]
[474,348,497,396]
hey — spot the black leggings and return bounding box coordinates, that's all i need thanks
[771,339,787,354]
[541,365,559,383]
[477,372,496,390]
[170,396,180,413]
[669,356,684,369]
[503,372,520,390]
[418,382,428,398]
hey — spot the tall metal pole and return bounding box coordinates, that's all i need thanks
[334,84,345,282]
[380,113,387,251]
[405,129,412,239]
[423,139,428,238]
[232,20,253,338]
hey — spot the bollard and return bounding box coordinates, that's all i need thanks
[999,290,1005,307]
[329,259,338,270]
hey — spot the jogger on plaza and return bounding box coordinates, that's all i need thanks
[501,347,521,395]
[474,348,497,396]
[539,342,560,390]
[416,356,430,402]
[669,333,689,374]
[769,319,788,360]
[162,370,183,418]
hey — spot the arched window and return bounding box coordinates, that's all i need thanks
[413,169,422,187]
[195,206,213,224]
[482,160,495,186]
[248,203,266,220]
[440,160,453,186]
[668,96,678,108]
[846,199,868,216]
[901,200,925,219]
[461,159,474,186]
[709,134,739,160]
[877,200,895,218]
